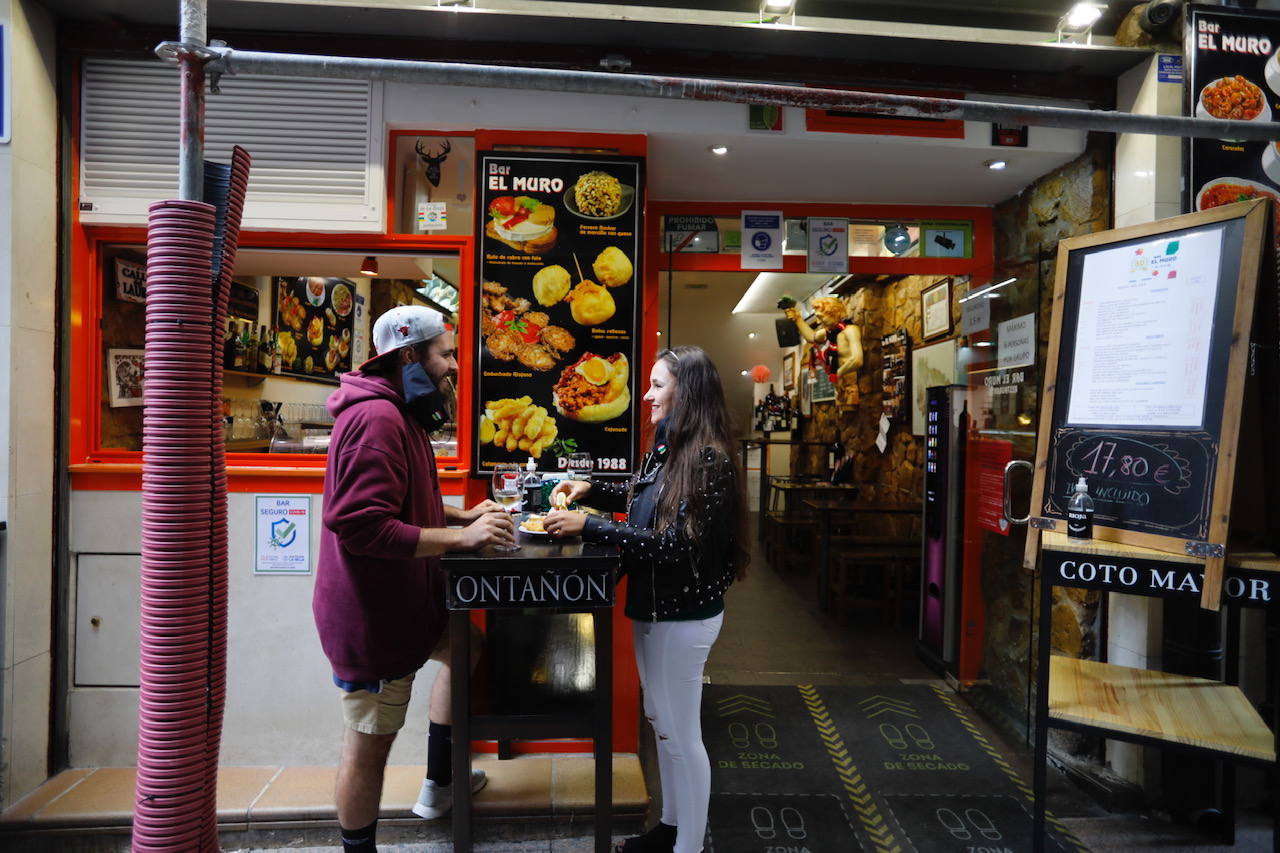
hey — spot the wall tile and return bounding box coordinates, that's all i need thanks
[11,326,55,499]
[10,653,52,803]
[70,491,143,554]
[8,491,53,666]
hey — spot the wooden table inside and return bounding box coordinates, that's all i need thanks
[803,499,921,611]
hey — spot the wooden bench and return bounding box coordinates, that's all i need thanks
[763,510,817,573]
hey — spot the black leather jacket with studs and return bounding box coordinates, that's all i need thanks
[581,445,739,621]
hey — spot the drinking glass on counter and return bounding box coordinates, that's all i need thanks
[490,463,523,551]
[566,452,593,482]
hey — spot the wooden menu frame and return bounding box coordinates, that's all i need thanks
[1023,199,1268,609]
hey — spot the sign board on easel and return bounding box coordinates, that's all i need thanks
[1023,199,1268,609]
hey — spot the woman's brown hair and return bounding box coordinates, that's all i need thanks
[651,346,749,579]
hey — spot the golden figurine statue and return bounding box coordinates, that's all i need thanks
[780,297,863,407]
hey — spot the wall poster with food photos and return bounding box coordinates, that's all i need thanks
[1186,5,1280,245]
[274,276,356,383]
[473,151,644,477]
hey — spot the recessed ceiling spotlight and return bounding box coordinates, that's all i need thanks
[748,332,757,339]
[985,159,1008,171]
[740,369,750,376]
[710,145,729,155]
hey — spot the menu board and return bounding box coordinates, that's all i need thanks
[1024,200,1267,608]
[473,151,644,476]
[1186,5,1280,241]
[274,276,356,382]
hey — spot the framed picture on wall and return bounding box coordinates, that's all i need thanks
[107,348,145,407]
[782,352,796,392]
[910,337,958,435]
[921,278,952,340]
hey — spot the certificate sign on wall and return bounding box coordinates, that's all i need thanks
[806,218,849,274]
[255,495,311,575]
[1066,229,1222,429]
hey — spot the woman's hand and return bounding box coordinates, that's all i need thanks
[550,479,592,508]
[544,508,587,538]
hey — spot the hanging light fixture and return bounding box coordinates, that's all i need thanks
[360,256,379,276]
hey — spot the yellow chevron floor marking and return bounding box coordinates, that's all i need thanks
[800,684,902,853]
[930,684,1090,853]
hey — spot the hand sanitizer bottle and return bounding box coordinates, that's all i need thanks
[1066,476,1095,541]
[522,458,542,514]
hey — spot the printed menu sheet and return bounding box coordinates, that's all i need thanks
[1065,228,1223,429]
[473,152,644,476]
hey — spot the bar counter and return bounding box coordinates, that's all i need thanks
[442,523,621,852]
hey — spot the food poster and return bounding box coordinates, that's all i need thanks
[1186,6,1280,242]
[473,152,644,476]
[274,276,356,382]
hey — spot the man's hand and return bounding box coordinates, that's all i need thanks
[544,509,587,538]
[549,480,591,508]
[456,499,505,524]
[457,508,516,551]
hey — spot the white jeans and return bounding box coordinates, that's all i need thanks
[633,613,723,853]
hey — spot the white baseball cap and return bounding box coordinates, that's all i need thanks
[359,305,450,370]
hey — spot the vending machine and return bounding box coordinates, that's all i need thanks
[917,385,968,676]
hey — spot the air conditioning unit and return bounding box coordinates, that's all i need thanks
[79,58,384,232]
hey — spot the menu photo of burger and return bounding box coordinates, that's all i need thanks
[485,195,558,254]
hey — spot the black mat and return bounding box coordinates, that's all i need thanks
[702,684,1085,853]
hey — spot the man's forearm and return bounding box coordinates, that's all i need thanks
[443,503,467,524]
[415,525,465,557]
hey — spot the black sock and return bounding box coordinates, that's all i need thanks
[340,818,377,852]
[426,721,453,787]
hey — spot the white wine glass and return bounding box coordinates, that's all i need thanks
[490,463,523,551]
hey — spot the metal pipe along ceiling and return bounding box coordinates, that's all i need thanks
[188,45,1280,143]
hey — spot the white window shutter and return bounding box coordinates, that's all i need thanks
[79,58,384,232]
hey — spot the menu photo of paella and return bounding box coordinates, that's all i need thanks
[274,276,356,382]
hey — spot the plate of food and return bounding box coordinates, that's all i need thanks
[1196,176,1278,211]
[305,276,327,307]
[519,514,553,536]
[332,282,354,317]
[565,171,635,220]
[1196,75,1271,123]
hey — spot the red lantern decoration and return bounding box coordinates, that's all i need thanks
[750,364,772,383]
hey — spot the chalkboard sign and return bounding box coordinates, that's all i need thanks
[1024,199,1268,609]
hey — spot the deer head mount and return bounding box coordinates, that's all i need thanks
[415,138,451,188]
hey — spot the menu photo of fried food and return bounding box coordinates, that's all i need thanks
[486,195,558,254]
[567,280,616,326]
[532,264,572,306]
[481,280,576,371]
[553,353,630,423]
[274,276,356,380]
[1198,75,1269,122]
[567,171,633,220]
[478,395,559,458]
[592,246,633,288]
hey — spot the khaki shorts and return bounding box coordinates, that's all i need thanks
[339,630,453,735]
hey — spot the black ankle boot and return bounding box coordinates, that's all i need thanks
[615,821,677,853]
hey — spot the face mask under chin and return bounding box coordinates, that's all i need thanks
[401,361,450,433]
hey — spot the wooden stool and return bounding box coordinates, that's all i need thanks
[764,511,816,573]
[829,546,915,625]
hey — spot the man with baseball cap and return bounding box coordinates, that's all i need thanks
[315,305,514,852]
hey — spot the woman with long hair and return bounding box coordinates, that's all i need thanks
[545,345,747,853]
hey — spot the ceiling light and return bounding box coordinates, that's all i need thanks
[709,145,729,155]
[1056,2,1103,43]
[759,0,796,24]
[883,224,912,256]
[748,332,757,339]
[360,256,379,276]
[985,159,1008,171]
[740,369,750,376]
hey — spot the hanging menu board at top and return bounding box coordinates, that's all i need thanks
[473,152,644,477]
[1065,228,1222,430]
[1186,5,1280,246]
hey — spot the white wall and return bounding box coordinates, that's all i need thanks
[68,490,461,766]
[0,0,58,808]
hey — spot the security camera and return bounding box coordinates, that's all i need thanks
[599,54,632,72]
[1139,0,1184,37]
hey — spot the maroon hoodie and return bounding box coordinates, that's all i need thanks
[313,370,448,683]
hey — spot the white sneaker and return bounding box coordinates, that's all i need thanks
[412,769,488,820]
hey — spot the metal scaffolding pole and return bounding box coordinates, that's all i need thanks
[175,0,207,201]
[188,44,1280,143]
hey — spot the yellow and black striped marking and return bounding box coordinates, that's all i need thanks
[930,683,1089,853]
[801,684,902,853]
